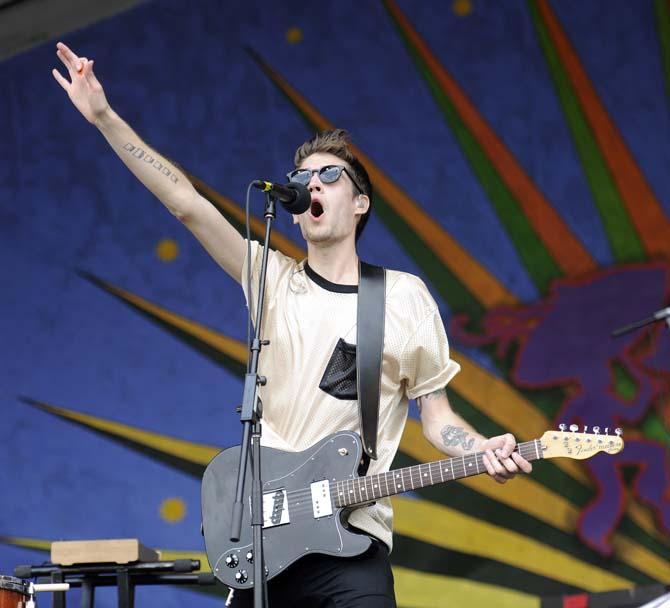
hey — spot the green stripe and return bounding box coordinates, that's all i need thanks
[528,1,645,263]
[640,410,670,448]
[388,17,562,293]
[372,194,486,320]
[655,0,670,108]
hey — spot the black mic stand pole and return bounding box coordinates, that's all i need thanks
[230,193,276,608]
[611,307,670,337]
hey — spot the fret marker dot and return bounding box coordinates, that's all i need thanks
[349,490,353,493]
[397,484,401,489]
[423,473,427,477]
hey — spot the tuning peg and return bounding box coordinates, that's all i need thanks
[583,425,588,433]
[604,427,609,435]
[615,428,623,437]
[593,426,600,434]
[569,424,578,432]
[559,423,567,432]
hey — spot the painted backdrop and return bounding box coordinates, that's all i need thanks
[2,1,669,606]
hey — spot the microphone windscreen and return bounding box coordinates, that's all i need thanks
[283,182,311,214]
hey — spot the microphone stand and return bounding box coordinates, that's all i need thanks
[611,307,670,337]
[229,193,275,608]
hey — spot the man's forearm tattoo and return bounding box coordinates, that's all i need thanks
[441,425,475,451]
[123,143,179,183]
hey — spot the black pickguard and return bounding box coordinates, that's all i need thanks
[201,431,373,589]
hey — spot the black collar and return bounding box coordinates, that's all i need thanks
[304,263,358,294]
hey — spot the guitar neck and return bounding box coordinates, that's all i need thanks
[333,439,543,508]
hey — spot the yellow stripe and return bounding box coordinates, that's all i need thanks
[0,536,52,552]
[31,400,219,465]
[400,419,670,582]
[392,496,632,591]
[94,279,249,364]
[393,566,539,608]
[451,350,587,483]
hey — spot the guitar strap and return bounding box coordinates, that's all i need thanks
[356,261,386,461]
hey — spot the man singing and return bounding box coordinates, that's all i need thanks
[53,42,531,608]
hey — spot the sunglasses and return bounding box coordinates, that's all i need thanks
[287,164,364,195]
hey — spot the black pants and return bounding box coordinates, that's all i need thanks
[231,539,396,608]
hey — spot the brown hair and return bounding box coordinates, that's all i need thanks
[294,129,373,241]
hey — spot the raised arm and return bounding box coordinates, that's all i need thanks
[52,42,246,282]
[417,388,532,483]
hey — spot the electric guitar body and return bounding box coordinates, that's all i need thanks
[201,431,371,589]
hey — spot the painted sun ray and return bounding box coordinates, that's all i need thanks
[533,0,670,258]
[654,0,670,108]
[186,171,307,261]
[400,422,670,584]
[392,496,633,592]
[246,47,518,312]
[78,272,667,549]
[21,398,217,476]
[23,395,669,582]
[78,271,248,376]
[530,0,644,263]
[382,0,596,284]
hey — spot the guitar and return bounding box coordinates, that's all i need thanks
[201,426,623,589]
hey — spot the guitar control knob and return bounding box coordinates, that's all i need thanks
[225,554,239,568]
[235,570,248,584]
[246,551,253,563]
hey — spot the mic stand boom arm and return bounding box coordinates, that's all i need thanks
[229,193,276,608]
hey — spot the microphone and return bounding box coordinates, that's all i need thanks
[252,180,311,214]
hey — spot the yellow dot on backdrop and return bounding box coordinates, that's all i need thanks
[156,238,179,262]
[452,0,473,17]
[286,27,303,44]
[160,497,187,523]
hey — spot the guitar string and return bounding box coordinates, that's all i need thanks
[261,442,540,512]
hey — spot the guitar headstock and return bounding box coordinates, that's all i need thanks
[540,425,624,460]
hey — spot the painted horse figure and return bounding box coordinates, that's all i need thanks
[453,263,670,554]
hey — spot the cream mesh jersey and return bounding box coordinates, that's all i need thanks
[242,241,461,549]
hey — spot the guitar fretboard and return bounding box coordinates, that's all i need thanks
[332,440,542,508]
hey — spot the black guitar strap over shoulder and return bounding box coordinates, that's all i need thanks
[356,261,386,460]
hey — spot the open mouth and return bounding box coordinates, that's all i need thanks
[310,201,324,218]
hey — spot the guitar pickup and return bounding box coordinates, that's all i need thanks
[310,480,333,519]
[262,489,289,528]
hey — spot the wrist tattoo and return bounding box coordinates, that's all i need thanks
[123,143,179,183]
[441,425,475,451]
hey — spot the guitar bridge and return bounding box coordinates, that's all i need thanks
[310,480,333,518]
[262,489,289,528]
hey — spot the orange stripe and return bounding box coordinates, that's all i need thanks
[538,0,670,257]
[252,53,518,308]
[384,0,596,276]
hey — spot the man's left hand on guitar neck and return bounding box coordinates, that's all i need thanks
[417,387,533,484]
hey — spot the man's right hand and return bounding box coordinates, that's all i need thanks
[52,42,110,124]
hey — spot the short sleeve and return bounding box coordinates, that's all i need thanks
[400,307,461,400]
[241,240,297,318]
